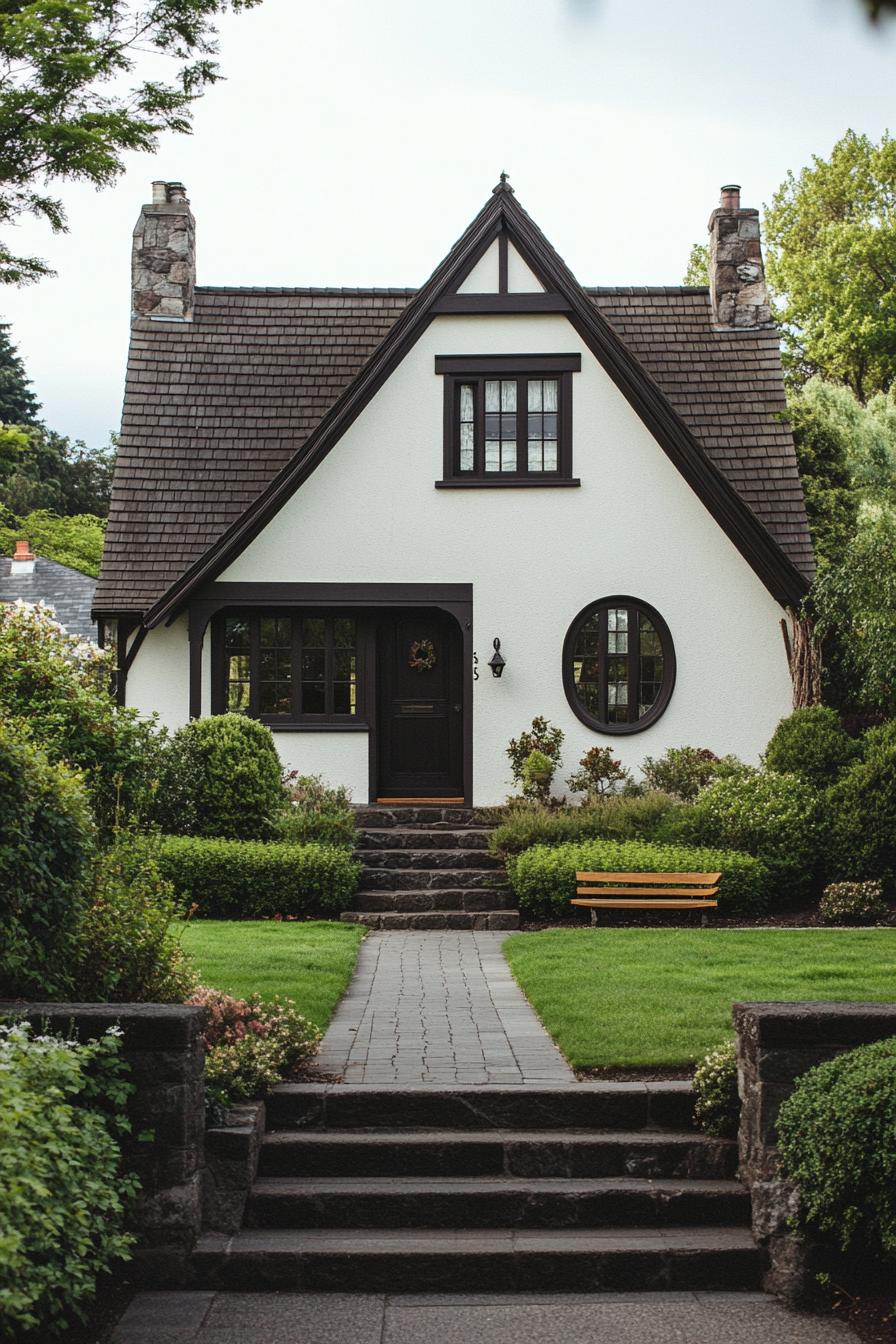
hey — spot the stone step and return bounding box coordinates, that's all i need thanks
[353,806,484,829]
[340,910,519,931]
[258,1129,735,1181]
[358,867,508,891]
[246,1175,750,1230]
[356,827,494,852]
[265,1082,697,1133]
[191,1225,760,1293]
[359,848,505,871]
[348,888,517,913]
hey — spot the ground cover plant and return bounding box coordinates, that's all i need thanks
[508,837,768,917]
[179,920,365,1032]
[502,928,896,1069]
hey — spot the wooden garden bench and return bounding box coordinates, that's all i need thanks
[571,871,721,925]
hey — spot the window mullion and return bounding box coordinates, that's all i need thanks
[517,378,527,477]
[627,606,640,724]
[475,379,484,475]
[249,616,261,718]
[325,619,334,717]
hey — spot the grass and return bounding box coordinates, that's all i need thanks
[503,928,896,1069]
[179,919,365,1032]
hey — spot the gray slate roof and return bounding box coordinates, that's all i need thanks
[0,556,98,642]
[96,285,813,613]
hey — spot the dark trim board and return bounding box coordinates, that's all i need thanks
[435,478,581,489]
[141,181,809,629]
[434,354,581,374]
[432,293,570,313]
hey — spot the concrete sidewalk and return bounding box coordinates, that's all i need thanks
[111,1290,860,1343]
[315,930,573,1084]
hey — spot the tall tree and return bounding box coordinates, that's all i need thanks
[682,243,709,287]
[0,320,40,422]
[0,0,261,285]
[764,130,896,401]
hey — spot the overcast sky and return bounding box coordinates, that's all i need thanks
[3,0,895,448]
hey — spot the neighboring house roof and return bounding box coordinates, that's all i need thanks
[96,186,813,619]
[0,555,98,642]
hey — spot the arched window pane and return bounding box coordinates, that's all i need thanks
[565,599,674,734]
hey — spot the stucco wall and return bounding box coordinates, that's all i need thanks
[126,312,794,804]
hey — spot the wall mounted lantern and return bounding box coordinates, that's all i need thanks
[488,638,506,678]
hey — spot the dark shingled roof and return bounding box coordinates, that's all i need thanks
[96,284,813,612]
[1,555,98,642]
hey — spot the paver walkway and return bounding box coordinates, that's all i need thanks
[111,1290,860,1343]
[315,930,573,1084]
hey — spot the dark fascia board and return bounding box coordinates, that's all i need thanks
[143,184,808,628]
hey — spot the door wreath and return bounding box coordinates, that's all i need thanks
[408,638,437,671]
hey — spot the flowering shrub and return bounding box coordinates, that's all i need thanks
[0,1022,136,1338]
[188,988,321,1113]
[0,717,94,998]
[567,746,632,799]
[277,773,356,848]
[818,880,888,926]
[0,600,163,833]
[664,769,821,902]
[693,1038,740,1138]
[641,746,725,802]
[507,717,564,794]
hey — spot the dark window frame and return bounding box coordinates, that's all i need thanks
[211,610,366,729]
[435,354,580,486]
[562,596,676,736]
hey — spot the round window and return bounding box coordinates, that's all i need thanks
[562,597,676,735]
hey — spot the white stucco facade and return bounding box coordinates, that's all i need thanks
[125,297,795,805]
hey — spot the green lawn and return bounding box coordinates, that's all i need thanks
[179,920,365,1031]
[503,928,896,1069]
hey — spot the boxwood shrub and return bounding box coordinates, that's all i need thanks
[155,714,285,841]
[507,837,769,918]
[777,1036,896,1261]
[156,835,360,918]
[763,706,860,790]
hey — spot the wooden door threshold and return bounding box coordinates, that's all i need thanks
[376,796,466,805]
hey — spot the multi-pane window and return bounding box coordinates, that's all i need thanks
[218,613,359,723]
[436,357,579,483]
[564,599,675,734]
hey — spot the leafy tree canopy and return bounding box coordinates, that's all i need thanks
[764,130,896,400]
[682,242,709,287]
[0,320,40,421]
[0,507,106,575]
[0,0,261,285]
[0,423,115,517]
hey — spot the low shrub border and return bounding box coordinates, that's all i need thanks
[489,793,679,859]
[508,837,769,918]
[156,835,360,918]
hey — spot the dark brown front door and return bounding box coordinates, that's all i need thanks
[376,610,464,800]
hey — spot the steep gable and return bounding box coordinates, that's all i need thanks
[96,183,812,620]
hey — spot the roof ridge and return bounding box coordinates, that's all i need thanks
[195,285,418,296]
[587,285,710,296]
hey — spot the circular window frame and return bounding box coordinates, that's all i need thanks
[562,595,677,736]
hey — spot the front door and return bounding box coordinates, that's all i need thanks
[376,610,464,801]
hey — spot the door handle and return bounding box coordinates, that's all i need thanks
[452,704,461,713]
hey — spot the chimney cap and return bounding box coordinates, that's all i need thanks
[150,180,189,205]
[13,539,35,562]
[720,183,742,210]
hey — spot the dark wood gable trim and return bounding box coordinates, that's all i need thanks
[142,183,808,629]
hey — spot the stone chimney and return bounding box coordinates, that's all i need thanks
[707,184,771,328]
[11,539,35,575]
[131,181,195,321]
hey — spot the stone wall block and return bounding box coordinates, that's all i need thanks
[203,1102,265,1235]
[738,216,761,240]
[131,186,195,322]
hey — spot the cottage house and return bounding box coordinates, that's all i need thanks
[94,178,812,805]
[2,539,98,643]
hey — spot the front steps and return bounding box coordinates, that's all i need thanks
[342,806,518,930]
[191,1082,760,1293]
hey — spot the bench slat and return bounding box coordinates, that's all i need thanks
[575,871,721,884]
[571,898,719,910]
[576,886,718,899]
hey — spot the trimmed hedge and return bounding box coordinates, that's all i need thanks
[156,714,285,841]
[777,1036,896,1260]
[156,835,360,918]
[507,837,769,918]
[489,793,679,859]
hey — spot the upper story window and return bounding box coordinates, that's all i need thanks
[562,597,676,735]
[212,612,362,727]
[435,354,581,487]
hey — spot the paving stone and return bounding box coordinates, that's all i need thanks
[317,932,572,1085]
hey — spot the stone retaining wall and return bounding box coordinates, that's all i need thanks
[0,1003,206,1285]
[733,1000,896,1305]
